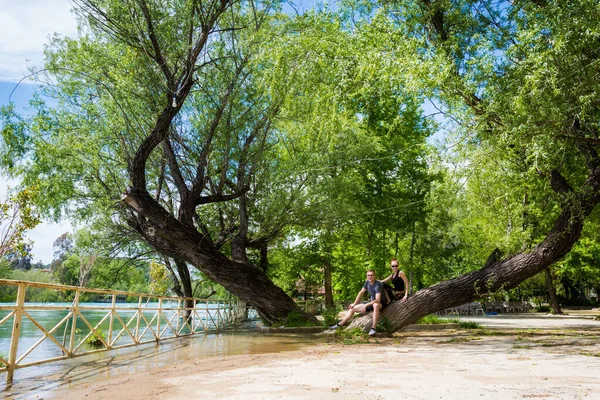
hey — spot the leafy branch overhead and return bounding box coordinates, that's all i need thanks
[1,0,600,327]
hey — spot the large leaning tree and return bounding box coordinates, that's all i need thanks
[0,0,319,324]
[349,0,600,330]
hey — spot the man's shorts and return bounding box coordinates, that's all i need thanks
[364,301,388,313]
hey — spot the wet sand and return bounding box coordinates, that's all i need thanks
[7,313,600,399]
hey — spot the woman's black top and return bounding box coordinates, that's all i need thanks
[391,272,405,292]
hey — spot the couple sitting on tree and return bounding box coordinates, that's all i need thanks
[330,258,409,336]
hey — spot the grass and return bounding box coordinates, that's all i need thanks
[443,336,481,343]
[417,315,455,324]
[271,310,322,328]
[328,327,371,345]
[459,321,482,329]
[376,317,393,334]
[416,315,482,329]
[579,351,600,357]
[513,344,532,349]
[320,307,341,328]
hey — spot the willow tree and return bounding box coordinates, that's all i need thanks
[0,0,319,324]
[348,0,600,330]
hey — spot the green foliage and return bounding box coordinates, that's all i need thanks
[536,305,551,313]
[2,0,600,310]
[0,187,41,259]
[459,321,482,330]
[330,327,369,344]
[376,317,392,334]
[149,261,171,296]
[281,309,320,328]
[0,269,60,302]
[86,329,105,347]
[321,307,341,327]
[416,315,452,325]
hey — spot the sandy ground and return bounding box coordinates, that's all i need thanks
[36,314,600,400]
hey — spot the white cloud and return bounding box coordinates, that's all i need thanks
[27,220,72,264]
[0,0,78,81]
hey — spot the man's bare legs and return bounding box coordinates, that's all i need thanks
[337,302,381,330]
[338,303,366,326]
[371,302,381,329]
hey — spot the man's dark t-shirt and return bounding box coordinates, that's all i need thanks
[363,280,388,305]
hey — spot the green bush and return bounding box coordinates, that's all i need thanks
[321,307,340,327]
[86,329,106,347]
[276,309,320,327]
[459,321,482,329]
[417,315,455,324]
[536,305,551,313]
[330,327,369,344]
[376,317,392,334]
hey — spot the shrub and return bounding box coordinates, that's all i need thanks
[321,307,340,327]
[417,315,454,324]
[86,329,106,347]
[330,328,369,344]
[376,317,393,334]
[536,305,551,313]
[459,321,482,329]
[275,309,320,327]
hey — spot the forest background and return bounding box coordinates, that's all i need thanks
[0,0,598,315]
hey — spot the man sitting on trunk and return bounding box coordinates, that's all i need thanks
[329,269,391,336]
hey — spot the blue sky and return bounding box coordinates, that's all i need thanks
[0,0,77,264]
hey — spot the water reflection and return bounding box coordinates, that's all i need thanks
[2,323,324,399]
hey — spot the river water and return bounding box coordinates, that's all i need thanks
[0,304,324,399]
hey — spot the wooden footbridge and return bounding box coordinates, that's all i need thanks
[0,279,250,383]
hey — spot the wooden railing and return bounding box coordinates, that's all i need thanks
[0,279,248,383]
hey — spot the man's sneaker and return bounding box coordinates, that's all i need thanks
[329,323,341,330]
[368,328,377,336]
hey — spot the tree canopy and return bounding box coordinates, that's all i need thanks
[1,0,600,326]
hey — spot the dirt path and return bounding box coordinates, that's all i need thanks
[48,326,600,400]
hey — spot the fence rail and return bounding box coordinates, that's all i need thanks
[0,279,248,383]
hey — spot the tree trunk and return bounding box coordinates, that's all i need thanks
[324,259,334,309]
[408,220,416,295]
[173,259,195,320]
[544,266,563,314]
[348,166,600,331]
[123,188,314,325]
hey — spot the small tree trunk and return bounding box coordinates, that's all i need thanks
[544,266,563,314]
[174,259,195,321]
[408,220,416,294]
[324,259,334,309]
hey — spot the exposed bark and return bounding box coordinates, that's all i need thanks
[104,0,314,325]
[123,187,312,324]
[324,259,334,309]
[348,165,600,331]
[544,266,563,314]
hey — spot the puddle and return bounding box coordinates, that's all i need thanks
[2,323,324,399]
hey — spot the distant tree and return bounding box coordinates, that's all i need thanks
[0,187,40,259]
[52,232,73,266]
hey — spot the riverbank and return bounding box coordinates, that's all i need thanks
[8,313,600,399]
